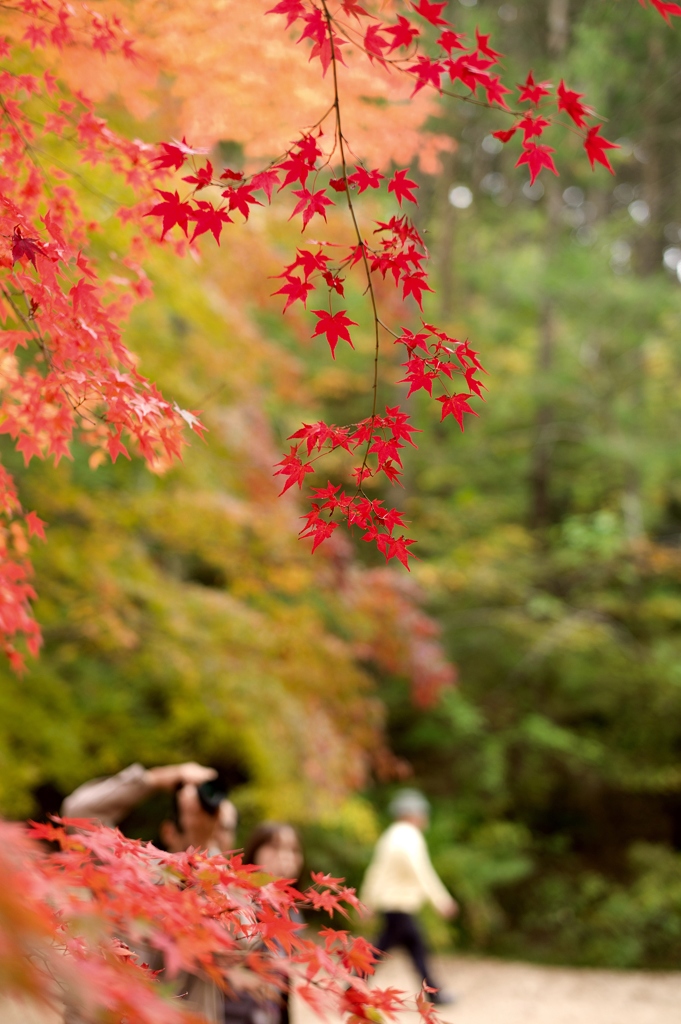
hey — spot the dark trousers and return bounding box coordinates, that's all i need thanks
[375,911,438,990]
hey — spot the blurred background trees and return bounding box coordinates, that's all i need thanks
[3,0,681,970]
[292,0,681,967]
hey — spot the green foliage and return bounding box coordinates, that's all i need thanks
[509,843,681,968]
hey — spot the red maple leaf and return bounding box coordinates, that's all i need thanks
[290,188,334,229]
[396,329,431,354]
[274,447,315,494]
[485,76,512,110]
[300,512,339,553]
[437,29,466,53]
[369,436,405,468]
[475,29,502,61]
[492,126,518,143]
[189,201,232,244]
[251,169,281,202]
[407,56,444,95]
[348,166,384,193]
[297,5,326,47]
[556,80,590,128]
[107,430,131,463]
[411,0,450,26]
[220,168,244,182]
[386,15,420,51]
[23,24,47,48]
[311,309,358,358]
[223,184,262,220]
[517,70,552,105]
[515,142,558,185]
[388,169,419,206]
[277,150,315,189]
[402,272,434,310]
[266,0,306,27]
[305,17,347,76]
[340,0,371,17]
[25,511,46,541]
[436,393,479,430]
[518,113,551,142]
[383,534,417,569]
[379,507,408,533]
[584,125,619,173]
[464,365,487,399]
[151,137,207,171]
[399,356,438,397]
[288,248,331,278]
[182,160,214,189]
[322,270,344,296]
[364,25,390,62]
[272,274,315,311]
[11,226,45,268]
[145,190,192,238]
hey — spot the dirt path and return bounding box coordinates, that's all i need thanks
[294,951,681,1024]
[3,953,679,1024]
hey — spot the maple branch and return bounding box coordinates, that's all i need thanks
[243,104,337,188]
[320,0,382,489]
[326,10,604,135]
[327,13,523,115]
[0,96,53,198]
[0,283,106,431]
[0,284,50,362]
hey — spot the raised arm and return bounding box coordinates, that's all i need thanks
[61,761,217,828]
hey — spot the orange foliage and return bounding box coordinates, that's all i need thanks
[56,0,451,171]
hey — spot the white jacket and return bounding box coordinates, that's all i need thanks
[360,821,454,916]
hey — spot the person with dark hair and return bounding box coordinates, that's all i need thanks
[361,789,458,1005]
[61,761,238,854]
[61,762,239,1022]
[222,823,305,1024]
[243,822,304,885]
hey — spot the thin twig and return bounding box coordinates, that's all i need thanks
[320,0,383,489]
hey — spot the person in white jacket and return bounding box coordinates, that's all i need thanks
[361,789,458,1004]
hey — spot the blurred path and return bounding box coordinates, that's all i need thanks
[0,1000,60,1023]
[294,950,681,1024]
[2,953,679,1024]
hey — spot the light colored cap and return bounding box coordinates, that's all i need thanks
[388,788,430,819]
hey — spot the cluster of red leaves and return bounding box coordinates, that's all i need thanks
[491,76,619,182]
[146,0,623,569]
[0,818,402,1024]
[147,134,449,567]
[0,3,207,666]
[269,0,622,184]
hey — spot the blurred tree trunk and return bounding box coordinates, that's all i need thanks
[528,0,569,528]
[434,0,460,321]
[435,145,459,321]
[529,186,561,529]
[547,0,570,54]
[634,33,664,276]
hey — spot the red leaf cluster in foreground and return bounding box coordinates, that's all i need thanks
[0,3,206,665]
[0,818,411,1024]
[146,0,627,570]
